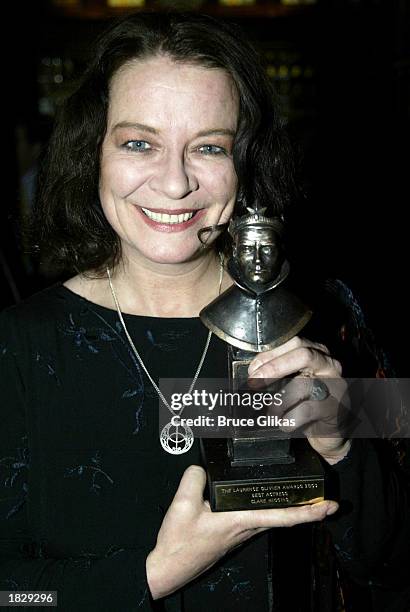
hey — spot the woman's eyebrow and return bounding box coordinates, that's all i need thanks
[195,128,236,138]
[111,122,235,138]
[111,121,159,135]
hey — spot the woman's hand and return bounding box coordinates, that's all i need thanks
[248,336,352,463]
[146,465,338,599]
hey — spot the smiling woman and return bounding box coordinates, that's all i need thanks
[98,56,238,267]
[1,11,409,612]
[34,13,295,284]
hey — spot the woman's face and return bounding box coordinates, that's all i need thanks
[99,55,239,266]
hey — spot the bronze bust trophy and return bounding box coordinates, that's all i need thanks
[200,208,326,511]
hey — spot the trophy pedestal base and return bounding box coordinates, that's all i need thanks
[228,436,295,466]
[201,438,325,512]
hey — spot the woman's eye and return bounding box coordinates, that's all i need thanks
[123,140,151,152]
[198,144,226,156]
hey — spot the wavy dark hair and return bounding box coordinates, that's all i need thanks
[34,11,297,275]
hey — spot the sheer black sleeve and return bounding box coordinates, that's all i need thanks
[326,439,410,610]
[0,309,154,611]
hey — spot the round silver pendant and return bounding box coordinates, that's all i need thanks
[160,419,194,455]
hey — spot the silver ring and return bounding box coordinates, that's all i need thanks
[309,379,329,401]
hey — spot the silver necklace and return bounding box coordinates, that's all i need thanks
[107,255,224,455]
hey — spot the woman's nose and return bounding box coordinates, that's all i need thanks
[149,154,198,200]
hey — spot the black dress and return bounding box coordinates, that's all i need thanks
[0,283,409,611]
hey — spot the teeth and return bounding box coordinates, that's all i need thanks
[141,208,195,223]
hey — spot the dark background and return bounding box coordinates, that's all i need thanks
[2,0,409,373]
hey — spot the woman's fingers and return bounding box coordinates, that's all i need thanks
[248,336,304,375]
[272,375,346,412]
[248,336,331,377]
[279,398,341,435]
[172,466,339,531]
[277,376,327,412]
[252,348,338,381]
[232,500,338,531]
[245,336,350,458]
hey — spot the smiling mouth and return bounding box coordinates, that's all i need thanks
[140,207,199,224]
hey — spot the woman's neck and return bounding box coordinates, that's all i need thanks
[111,251,226,317]
[65,250,231,318]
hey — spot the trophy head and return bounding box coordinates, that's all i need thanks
[234,225,281,285]
[229,208,286,293]
[200,207,312,352]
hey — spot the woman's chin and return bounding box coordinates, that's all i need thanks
[123,243,207,267]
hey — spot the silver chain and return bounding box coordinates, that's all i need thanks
[107,254,224,415]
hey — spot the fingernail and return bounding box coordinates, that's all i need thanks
[326,502,338,516]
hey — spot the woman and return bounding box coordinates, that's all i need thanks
[1,12,409,611]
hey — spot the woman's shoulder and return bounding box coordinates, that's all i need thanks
[0,285,72,367]
[0,281,84,333]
